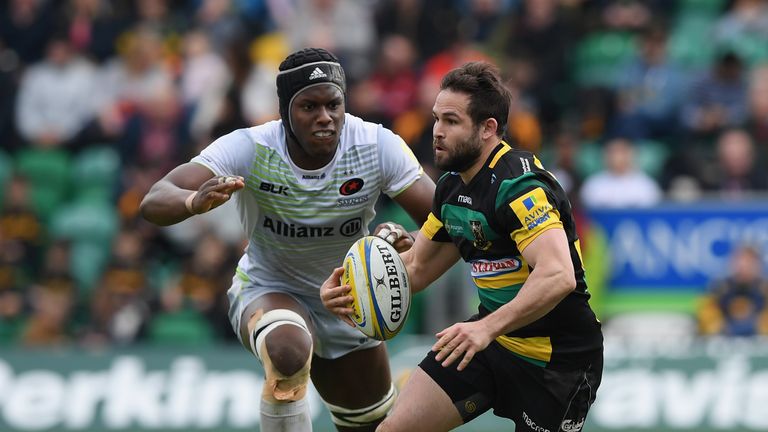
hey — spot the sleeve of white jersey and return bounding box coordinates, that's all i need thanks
[190,129,254,178]
[377,126,423,198]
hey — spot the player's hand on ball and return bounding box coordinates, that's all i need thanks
[188,175,245,214]
[374,222,414,253]
[432,320,494,371]
[320,267,355,327]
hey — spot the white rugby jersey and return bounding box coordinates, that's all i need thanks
[191,113,423,294]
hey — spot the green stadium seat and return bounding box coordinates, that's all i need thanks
[669,14,717,71]
[49,200,118,245]
[71,145,121,202]
[573,31,637,88]
[48,200,119,291]
[720,34,768,67]
[14,149,72,221]
[575,141,604,179]
[677,0,726,16]
[635,140,671,180]
[148,310,214,346]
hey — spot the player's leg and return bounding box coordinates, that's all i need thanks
[239,293,315,432]
[376,367,464,432]
[505,352,603,432]
[311,343,394,432]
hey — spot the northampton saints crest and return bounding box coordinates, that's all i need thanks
[469,220,492,250]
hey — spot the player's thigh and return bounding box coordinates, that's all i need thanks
[378,367,463,432]
[238,291,315,344]
[311,343,391,408]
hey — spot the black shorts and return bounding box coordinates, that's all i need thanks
[419,340,602,431]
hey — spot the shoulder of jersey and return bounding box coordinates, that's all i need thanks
[243,119,284,151]
[493,148,537,177]
[340,113,379,147]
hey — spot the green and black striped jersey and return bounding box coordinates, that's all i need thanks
[421,142,602,369]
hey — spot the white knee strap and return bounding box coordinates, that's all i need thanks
[324,383,396,427]
[251,309,309,360]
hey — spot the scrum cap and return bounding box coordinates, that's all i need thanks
[276,48,346,138]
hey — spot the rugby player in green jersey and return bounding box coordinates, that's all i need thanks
[323,62,603,432]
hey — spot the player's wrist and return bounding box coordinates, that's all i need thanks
[184,191,198,215]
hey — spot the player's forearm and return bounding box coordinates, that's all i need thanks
[140,181,196,226]
[482,265,575,337]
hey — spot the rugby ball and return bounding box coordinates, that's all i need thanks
[342,236,411,340]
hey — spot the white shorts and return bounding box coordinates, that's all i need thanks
[227,275,381,359]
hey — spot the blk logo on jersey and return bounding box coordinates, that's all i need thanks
[260,182,289,196]
[339,178,364,196]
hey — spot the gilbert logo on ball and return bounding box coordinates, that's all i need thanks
[342,236,411,340]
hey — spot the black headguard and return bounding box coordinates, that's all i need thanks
[276,48,346,140]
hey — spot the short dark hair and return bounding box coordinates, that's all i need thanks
[440,61,511,137]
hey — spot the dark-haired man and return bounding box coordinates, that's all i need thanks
[323,61,604,431]
[141,48,435,432]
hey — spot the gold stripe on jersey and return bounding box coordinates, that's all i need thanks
[574,239,584,269]
[495,335,553,363]
[488,142,512,168]
[532,155,545,170]
[473,267,529,289]
[421,212,444,240]
[509,187,563,251]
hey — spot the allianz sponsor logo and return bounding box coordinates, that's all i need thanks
[264,216,333,237]
[470,258,521,277]
[262,216,361,237]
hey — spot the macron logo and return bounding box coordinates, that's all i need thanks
[308,67,327,80]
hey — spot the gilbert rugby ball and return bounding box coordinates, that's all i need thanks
[342,236,411,340]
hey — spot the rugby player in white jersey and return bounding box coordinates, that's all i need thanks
[140,48,435,431]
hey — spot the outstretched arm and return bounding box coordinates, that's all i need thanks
[140,162,244,226]
[375,175,437,252]
[432,228,576,371]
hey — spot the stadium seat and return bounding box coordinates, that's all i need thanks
[575,140,604,179]
[71,145,121,202]
[677,0,726,16]
[14,149,72,222]
[635,139,671,180]
[148,310,214,346]
[669,14,717,71]
[720,34,768,67]
[573,31,637,88]
[48,200,118,290]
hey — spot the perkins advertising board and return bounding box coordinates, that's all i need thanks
[2,338,768,432]
[585,201,768,291]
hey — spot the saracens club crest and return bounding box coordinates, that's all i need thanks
[469,220,492,250]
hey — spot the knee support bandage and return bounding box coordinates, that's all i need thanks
[324,383,396,427]
[251,309,313,402]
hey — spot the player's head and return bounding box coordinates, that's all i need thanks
[439,61,510,137]
[277,48,347,164]
[432,62,511,173]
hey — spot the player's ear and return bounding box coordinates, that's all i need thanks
[481,118,498,139]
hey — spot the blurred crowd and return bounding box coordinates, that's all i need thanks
[3,0,768,348]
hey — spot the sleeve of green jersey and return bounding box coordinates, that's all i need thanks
[496,172,564,251]
[419,174,452,242]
